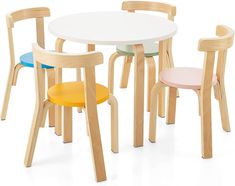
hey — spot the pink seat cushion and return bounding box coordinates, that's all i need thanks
[160,67,218,90]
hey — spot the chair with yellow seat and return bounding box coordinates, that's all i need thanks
[149,25,234,158]
[108,1,176,111]
[1,7,55,126]
[24,44,118,182]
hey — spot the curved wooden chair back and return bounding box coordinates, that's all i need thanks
[32,43,104,107]
[6,7,50,66]
[198,25,234,92]
[122,1,176,20]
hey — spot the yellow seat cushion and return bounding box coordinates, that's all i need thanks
[48,82,110,107]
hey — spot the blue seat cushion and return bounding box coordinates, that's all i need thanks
[20,52,54,69]
[116,42,159,57]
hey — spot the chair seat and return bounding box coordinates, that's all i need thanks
[20,52,53,69]
[160,67,218,90]
[48,82,110,107]
[116,42,159,57]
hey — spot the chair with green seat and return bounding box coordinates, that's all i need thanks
[108,1,176,111]
[1,7,55,126]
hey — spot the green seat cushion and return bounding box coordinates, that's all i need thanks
[116,42,159,57]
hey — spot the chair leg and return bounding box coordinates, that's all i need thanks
[217,82,230,132]
[120,56,133,88]
[85,105,106,182]
[63,107,73,143]
[1,66,15,120]
[24,101,49,167]
[149,82,164,142]
[47,69,55,127]
[12,63,23,86]
[55,68,62,136]
[108,95,119,153]
[108,52,121,94]
[200,90,213,159]
[76,68,82,113]
[146,57,156,112]
[166,87,177,124]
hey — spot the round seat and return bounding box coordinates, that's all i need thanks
[20,52,53,69]
[160,67,218,90]
[116,42,159,57]
[48,82,110,107]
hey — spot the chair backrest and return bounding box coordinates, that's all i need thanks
[6,7,50,66]
[198,25,234,91]
[32,43,104,105]
[122,1,176,20]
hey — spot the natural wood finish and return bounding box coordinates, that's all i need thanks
[122,1,176,20]
[76,68,82,113]
[149,82,165,142]
[166,87,177,124]
[149,25,234,158]
[120,56,133,88]
[200,51,215,159]
[24,52,47,166]
[133,44,145,147]
[28,44,113,182]
[84,66,106,181]
[55,38,64,136]
[158,40,167,117]
[47,69,55,127]
[63,107,72,143]
[6,7,50,28]
[1,7,50,120]
[146,57,156,112]
[108,52,121,94]
[12,63,23,86]
[108,95,119,153]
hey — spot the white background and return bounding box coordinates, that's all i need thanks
[0,0,235,186]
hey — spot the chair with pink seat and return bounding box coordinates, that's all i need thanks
[149,25,234,158]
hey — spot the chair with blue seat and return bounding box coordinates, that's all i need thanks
[108,1,176,112]
[1,7,55,126]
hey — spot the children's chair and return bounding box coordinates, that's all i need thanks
[149,25,234,158]
[108,1,176,111]
[1,7,55,126]
[24,44,118,182]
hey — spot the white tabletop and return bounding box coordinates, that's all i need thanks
[48,12,177,45]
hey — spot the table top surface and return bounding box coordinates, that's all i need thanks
[49,11,177,45]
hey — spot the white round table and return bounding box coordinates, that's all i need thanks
[48,12,177,147]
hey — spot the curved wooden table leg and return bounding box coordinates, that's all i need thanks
[133,44,144,147]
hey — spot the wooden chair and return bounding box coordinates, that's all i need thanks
[1,7,55,127]
[108,1,176,111]
[24,44,118,182]
[149,25,234,158]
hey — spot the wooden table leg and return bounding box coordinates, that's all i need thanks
[133,44,144,147]
[54,38,65,136]
[158,40,168,118]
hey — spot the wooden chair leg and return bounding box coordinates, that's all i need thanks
[217,82,231,132]
[63,107,73,143]
[76,68,82,113]
[86,106,106,182]
[149,83,164,142]
[108,52,121,94]
[108,95,119,153]
[24,101,49,167]
[12,63,23,86]
[120,56,133,88]
[55,68,62,136]
[200,90,212,159]
[146,57,156,112]
[1,66,15,120]
[47,69,55,127]
[166,87,177,124]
